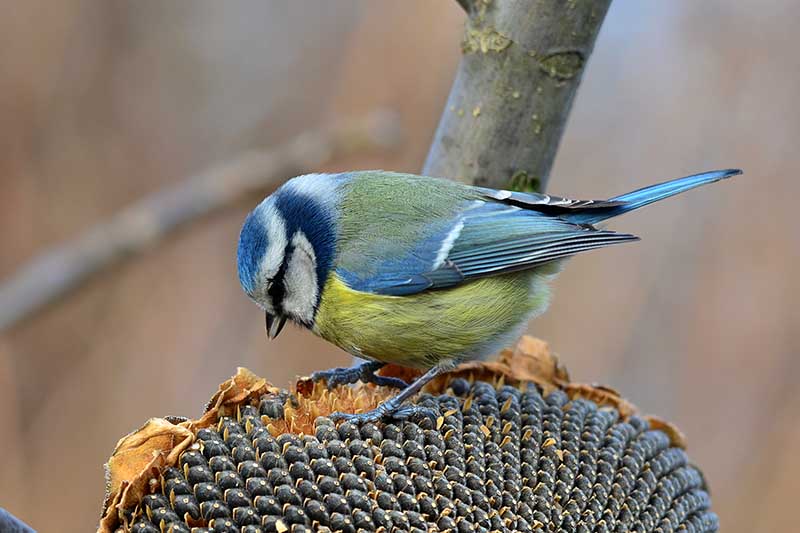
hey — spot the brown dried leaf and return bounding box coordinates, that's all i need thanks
[99,418,194,533]
[564,382,638,419]
[423,335,567,395]
[199,366,274,420]
[644,415,689,449]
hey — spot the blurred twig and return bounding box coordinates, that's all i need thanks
[0,111,401,331]
[424,0,612,191]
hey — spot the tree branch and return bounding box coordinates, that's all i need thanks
[0,111,401,331]
[425,0,612,191]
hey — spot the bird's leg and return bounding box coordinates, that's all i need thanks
[310,361,409,389]
[329,361,453,423]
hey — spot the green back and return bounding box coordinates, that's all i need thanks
[335,171,481,276]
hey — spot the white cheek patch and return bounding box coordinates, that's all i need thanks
[282,231,319,323]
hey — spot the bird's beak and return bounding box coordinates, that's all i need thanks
[265,312,287,340]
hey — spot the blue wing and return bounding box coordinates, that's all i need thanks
[337,199,638,296]
[335,214,462,295]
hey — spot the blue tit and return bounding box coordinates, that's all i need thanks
[237,168,740,422]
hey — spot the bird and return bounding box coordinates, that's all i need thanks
[237,168,740,422]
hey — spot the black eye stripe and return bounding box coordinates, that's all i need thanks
[268,242,292,312]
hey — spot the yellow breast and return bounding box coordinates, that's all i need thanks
[312,269,557,368]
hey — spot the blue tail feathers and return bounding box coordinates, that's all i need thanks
[564,169,741,225]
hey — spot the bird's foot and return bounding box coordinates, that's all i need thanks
[310,361,408,389]
[328,398,438,424]
[324,361,450,423]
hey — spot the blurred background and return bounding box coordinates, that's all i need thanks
[0,1,797,531]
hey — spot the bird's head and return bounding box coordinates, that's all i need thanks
[237,175,338,339]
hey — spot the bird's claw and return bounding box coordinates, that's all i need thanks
[328,404,438,424]
[391,405,439,421]
[317,361,448,423]
[367,373,411,389]
[310,366,360,389]
[310,362,408,389]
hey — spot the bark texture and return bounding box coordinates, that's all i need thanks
[424,0,612,192]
